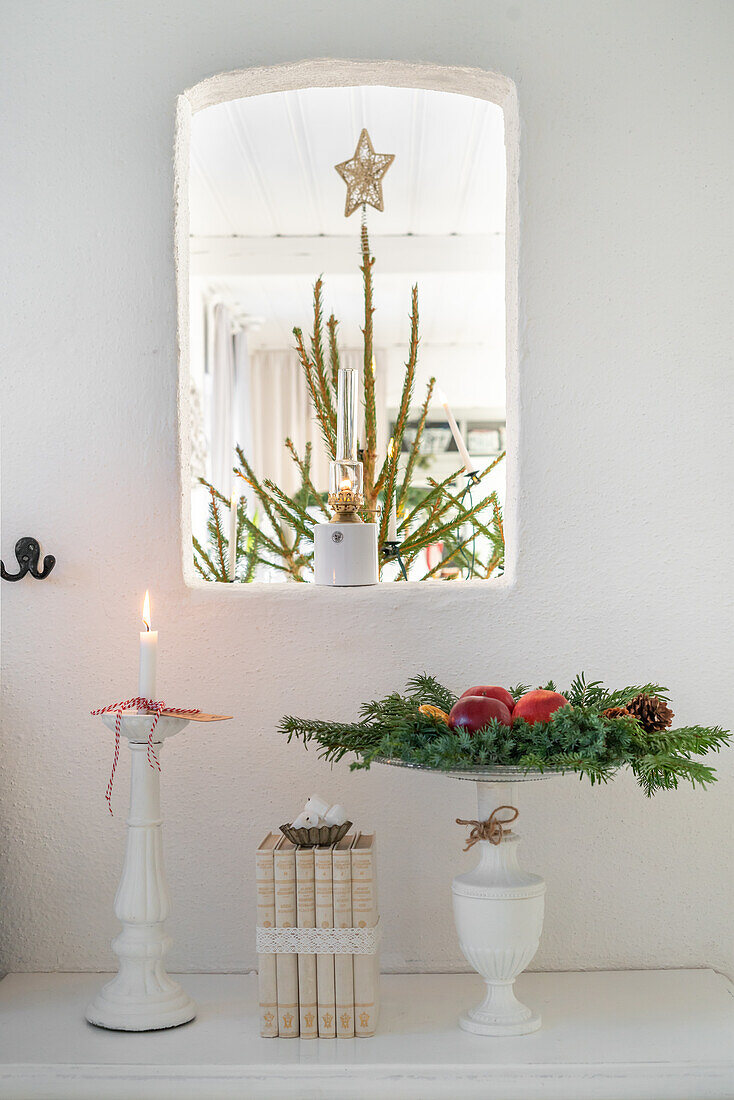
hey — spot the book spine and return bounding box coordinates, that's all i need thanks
[314,845,336,1037]
[352,838,379,1037]
[332,841,355,1037]
[295,847,318,1039]
[255,840,278,1037]
[274,843,299,1037]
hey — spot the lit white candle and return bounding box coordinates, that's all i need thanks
[138,590,158,705]
[387,437,398,542]
[436,386,476,475]
[228,487,238,582]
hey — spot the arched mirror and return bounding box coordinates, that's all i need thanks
[184,79,510,585]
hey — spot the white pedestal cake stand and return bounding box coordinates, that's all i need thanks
[376,759,558,1036]
[86,715,197,1032]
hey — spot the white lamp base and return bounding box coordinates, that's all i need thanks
[314,521,378,586]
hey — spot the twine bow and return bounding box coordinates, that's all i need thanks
[90,697,200,815]
[456,806,519,851]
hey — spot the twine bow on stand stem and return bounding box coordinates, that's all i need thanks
[456,806,519,851]
[90,697,201,815]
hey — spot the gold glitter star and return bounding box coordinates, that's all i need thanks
[334,129,395,217]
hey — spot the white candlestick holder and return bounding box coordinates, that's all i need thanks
[86,714,196,1031]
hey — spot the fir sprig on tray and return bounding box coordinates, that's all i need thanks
[278,674,730,796]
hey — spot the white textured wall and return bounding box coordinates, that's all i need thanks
[1,1,733,978]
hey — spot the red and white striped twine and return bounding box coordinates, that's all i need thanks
[90,698,200,815]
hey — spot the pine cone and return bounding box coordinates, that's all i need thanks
[602,706,631,720]
[625,693,674,732]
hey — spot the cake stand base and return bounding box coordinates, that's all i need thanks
[452,779,546,1037]
[459,981,541,1035]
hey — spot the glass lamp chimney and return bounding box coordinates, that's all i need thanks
[329,366,364,520]
[336,365,358,462]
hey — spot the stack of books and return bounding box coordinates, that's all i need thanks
[256,832,379,1038]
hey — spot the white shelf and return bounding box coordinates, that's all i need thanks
[1,970,732,1099]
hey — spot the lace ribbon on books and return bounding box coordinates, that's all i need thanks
[456,806,519,850]
[90,697,201,816]
[256,918,382,955]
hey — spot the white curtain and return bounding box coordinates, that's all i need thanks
[207,301,236,494]
[247,349,387,497]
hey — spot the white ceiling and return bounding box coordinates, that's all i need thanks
[189,85,506,237]
[189,86,506,397]
[193,271,505,351]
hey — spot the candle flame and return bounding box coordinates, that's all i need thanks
[388,437,395,460]
[142,590,151,632]
[340,477,352,491]
[435,384,448,406]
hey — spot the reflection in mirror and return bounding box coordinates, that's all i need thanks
[188,85,507,583]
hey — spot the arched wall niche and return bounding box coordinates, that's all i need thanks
[175,59,519,589]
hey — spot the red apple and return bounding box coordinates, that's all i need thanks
[460,685,515,713]
[449,695,512,733]
[512,689,569,725]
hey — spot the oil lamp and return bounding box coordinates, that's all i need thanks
[314,366,378,585]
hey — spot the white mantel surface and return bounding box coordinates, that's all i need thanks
[1,970,732,1099]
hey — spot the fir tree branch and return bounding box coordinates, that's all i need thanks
[401,492,493,556]
[360,221,377,499]
[398,376,435,510]
[405,673,458,712]
[327,314,340,393]
[378,443,400,547]
[392,284,419,450]
[207,487,228,579]
[234,452,279,533]
[238,511,287,559]
[400,469,463,532]
[243,524,260,583]
[485,550,503,579]
[263,479,315,541]
[286,438,330,518]
[192,555,211,581]
[631,754,717,797]
[294,327,336,459]
[234,452,302,571]
[192,536,222,581]
[419,534,475,580]
[476,451,506,481]
[376,284,419,499]
[491,493,504,552]
[310,277,337,437]
[198,477,229,507]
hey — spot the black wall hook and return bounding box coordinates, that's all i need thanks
[1,537,56,581]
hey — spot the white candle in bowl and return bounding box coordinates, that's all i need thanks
[436,386,476,475]
[324,804,348,826]
[305,795,330,819]
[138,590,158,705]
